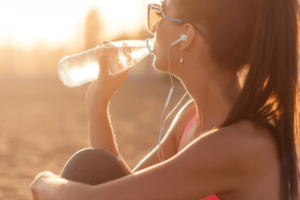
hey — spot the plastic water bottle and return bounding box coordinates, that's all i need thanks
[58,38,155,87]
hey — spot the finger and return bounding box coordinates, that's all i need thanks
[100,55,108,65]
[122,46,133,65]
[100,55,108,74]
[98,41,109,46]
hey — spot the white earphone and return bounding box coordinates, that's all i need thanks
[171,34,187,46]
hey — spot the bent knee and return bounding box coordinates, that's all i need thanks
[73,148,116,158]
[60,148,127,185]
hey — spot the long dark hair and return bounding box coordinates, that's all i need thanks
[175,0,300,199]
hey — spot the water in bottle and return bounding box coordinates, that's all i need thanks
[58,38,155,87]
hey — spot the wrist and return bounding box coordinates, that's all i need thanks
[86,83,115,107]
[86,95,110,110]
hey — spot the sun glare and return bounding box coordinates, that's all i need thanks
[0,0,160,48]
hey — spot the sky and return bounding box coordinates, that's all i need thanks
[0,0,160,48]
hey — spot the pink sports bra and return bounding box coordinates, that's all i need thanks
[177,114,220,200]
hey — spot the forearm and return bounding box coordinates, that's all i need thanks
[31,172,93,200]
[87,98,132,175]
[87,99,119,157]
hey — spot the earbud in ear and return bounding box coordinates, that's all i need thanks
[171,34,187,46]
[179,34,187,41]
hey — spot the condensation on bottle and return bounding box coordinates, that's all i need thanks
[58,39,155,88]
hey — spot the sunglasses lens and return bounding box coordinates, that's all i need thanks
[148,5,162,33]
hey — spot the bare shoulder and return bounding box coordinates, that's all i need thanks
[239,119,280,167]
[198,119,280,177]
[156,118,279,198]
[183,119,280,176]
[231,119,279,159]
[229,119,277,160]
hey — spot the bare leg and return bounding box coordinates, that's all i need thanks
[60,148,128,185]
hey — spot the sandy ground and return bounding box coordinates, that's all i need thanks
[0,72,187,199]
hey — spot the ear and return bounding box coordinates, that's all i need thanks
[180,23,196,51]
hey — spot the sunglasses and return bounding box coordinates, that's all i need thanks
[147,4,210,43]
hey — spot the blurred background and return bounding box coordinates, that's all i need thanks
[0,0,189,199]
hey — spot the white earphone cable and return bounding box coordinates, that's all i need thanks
[157,43,188,162]
[157,91,189,161]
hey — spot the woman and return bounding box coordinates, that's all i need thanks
[30,0,300,199]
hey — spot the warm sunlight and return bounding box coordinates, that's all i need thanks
[0,0,160,48]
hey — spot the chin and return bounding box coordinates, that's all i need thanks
[152,55,168,73]
[152,56,161,72]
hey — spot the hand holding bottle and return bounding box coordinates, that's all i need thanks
[58,38,154,88]
[86,42,131,106]
[85,43,130,155]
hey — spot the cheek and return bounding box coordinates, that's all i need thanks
[153,25,172,71]
[152,18,184,72]
[153,46,169,72]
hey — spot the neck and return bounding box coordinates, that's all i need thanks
[181,65,241,134]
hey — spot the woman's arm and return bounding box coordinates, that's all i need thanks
[32,120,267,200]
[85,54,132,174]
[86,84,117,155]
[86,83,133,174]
[86,94,133,174]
